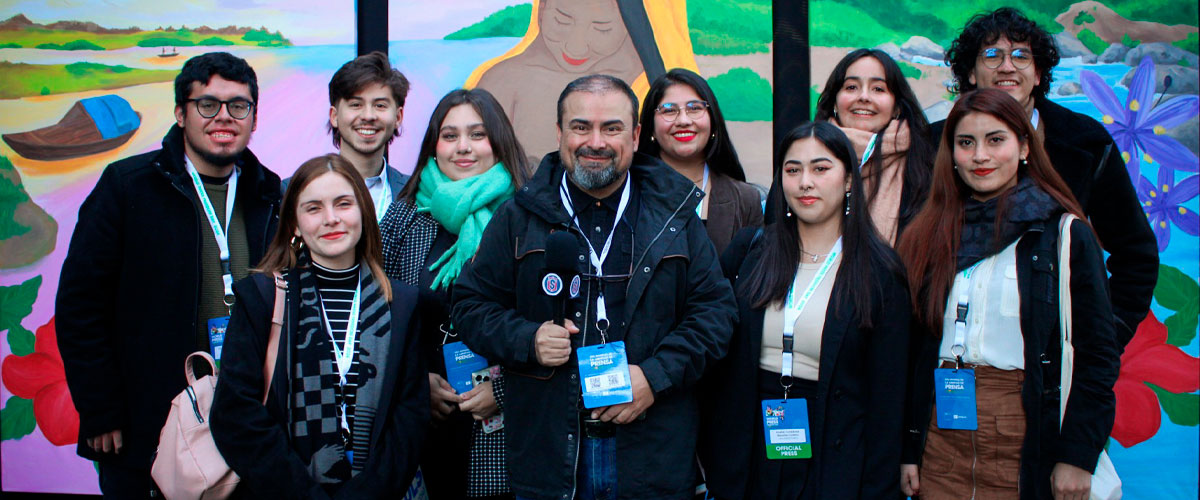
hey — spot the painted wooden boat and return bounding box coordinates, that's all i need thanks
[3,94,141,161]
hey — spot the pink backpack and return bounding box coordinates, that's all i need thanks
[152,274,286,499]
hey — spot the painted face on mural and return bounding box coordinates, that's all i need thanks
[558,90,640,195]
[175,75,256,172]
[435,104,496,181]
[539,0,630,73]
[952,111,1028,202]
[835,56,897,134]
[329,82,402,159]
[653,83,712,164]
[968,36,1040,113]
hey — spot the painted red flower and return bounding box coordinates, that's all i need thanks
[1,317,80,446]
[1111,312,1200,447]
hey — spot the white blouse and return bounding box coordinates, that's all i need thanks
[938,240,1025,370]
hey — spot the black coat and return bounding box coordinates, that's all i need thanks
[901,215,1120,500]
[210,271,428,499]
[55,125,281,467]
[700,229,912,500]
[932,98,1158,346]
[451,152,737,500]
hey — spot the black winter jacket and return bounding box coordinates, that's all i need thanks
[451,152,737,500]
[210,271,428,499]
[55,125,280,467]
[701,228,912,500]
[902,213,1120,500]
[933,98,1158,347]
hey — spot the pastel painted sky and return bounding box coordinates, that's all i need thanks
[0,0,356,45]
[389,0,525,40]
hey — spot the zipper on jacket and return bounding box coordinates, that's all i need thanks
[629,185,700,279]
[161,160,207,341]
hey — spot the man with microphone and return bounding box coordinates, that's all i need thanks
[452,74,736,500]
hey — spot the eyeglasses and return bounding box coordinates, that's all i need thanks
[656,100,709,122]
[187,98,255,119]
[979,47,1033,70]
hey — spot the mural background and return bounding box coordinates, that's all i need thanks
[810,0,1199,498]
[0,0,356,494]
[0,0,1195,497]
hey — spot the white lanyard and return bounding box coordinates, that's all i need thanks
[185,158,239,306]
[320,277,362,388]
[559,172,632,336]
[952,261,984,367]
[780,238,842,381]
[373,164,392,222]
[694,164,709,218]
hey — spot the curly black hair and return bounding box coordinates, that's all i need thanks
[945,7,1059,100]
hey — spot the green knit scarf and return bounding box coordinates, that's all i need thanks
[415,158,514,290]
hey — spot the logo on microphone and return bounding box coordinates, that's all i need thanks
[570,275,581,298]
[542,273,563,296]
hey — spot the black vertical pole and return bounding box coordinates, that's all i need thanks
[357,0,388,55]
[774,0,810,150]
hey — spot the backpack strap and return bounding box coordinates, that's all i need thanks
[262,272,286,405]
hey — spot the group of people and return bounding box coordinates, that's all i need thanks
[55,7,1155,500]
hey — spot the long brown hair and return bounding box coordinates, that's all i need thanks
[896,89,1084,332]
[398,88,530,201]
[257,154,392,301]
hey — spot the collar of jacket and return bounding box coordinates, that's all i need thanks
[517,150,701,230]
[153,124,279,203]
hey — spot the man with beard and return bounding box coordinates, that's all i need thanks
[283,51,409,220]
[56,52,281,499]
[452,74,736,500]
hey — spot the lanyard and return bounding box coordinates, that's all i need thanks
[694,164,709,218]
[320,276,362,388]
[372,165,392,222]
[185,158,239,308]
[952,261,984,369]
[780,238,842,397]
[559,172,632,340]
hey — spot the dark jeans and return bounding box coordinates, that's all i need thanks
[578,434,617,500]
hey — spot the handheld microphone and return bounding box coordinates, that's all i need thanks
[544,231,579,326]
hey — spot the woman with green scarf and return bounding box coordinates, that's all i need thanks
[380,88,530,500]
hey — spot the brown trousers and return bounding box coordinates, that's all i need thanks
[920,363,1026,500]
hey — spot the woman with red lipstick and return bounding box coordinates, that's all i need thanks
[699,122,911,499]
[380,88,529,500]
[814,49,935,245]
[211,154,427,498]
[638,68,763,255]
[896,89,1118,500]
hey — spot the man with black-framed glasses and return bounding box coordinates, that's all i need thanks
[57,51,282,499]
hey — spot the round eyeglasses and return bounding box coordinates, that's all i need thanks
[980,47,1033,70]
[656,100,709,122]
[188,98,255,120]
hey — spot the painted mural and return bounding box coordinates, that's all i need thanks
[811,0,1200,498]
[0,0,355,494]
[387,0,775,186]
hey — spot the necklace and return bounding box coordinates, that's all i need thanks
[800,248,830,263]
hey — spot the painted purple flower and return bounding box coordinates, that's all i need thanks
[1138,166,1199,251]
[1081,56,1199,181]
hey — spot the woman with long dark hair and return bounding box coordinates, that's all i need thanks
[211,154,427,498]
[700,122,910,499]
[379,88,529,500]
[897,89,1118,499]
[638,68,763,255]
[814,49,935,244]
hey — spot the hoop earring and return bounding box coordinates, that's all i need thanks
[290,234,304,250]
[844,192,851,216]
